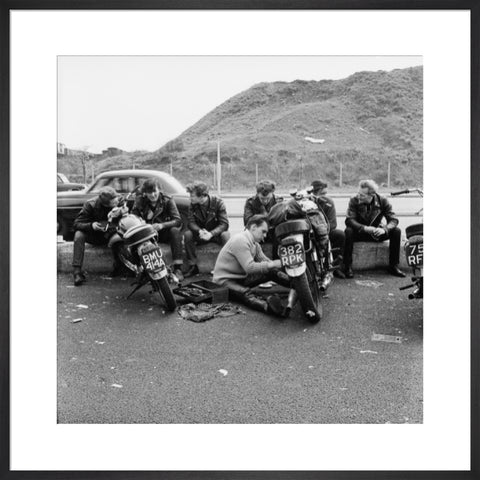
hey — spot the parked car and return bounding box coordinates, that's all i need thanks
[57,173,87,192]
[57,169,189,240]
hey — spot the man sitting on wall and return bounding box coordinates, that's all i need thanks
[131,177,185,281]
[343,179,406,279]
[310,179,346,279]
[243,179,283,259]
[72,186,124,286]
[213,215,289,317]
[183,181,230,277]
[243,180,283,233]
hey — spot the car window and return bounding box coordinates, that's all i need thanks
[161,176,187,195]
[88,177,110,193]
[57,173,68,183]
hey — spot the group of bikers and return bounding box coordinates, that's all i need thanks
[71,176,406,316]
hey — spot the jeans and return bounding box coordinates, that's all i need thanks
[329,228,346,264]
[220,270,290,313]
[184,230,230,265]
[343,226,401,268]
[156,226,183,264]
[72,230,116,271]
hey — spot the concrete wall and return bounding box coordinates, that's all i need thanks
[57,240,408,274]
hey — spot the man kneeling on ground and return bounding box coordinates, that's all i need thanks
[213,215,290,317]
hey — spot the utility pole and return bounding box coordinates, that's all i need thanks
[387,161,391,188]
[339,162,343,188]
[255,163,258,184]
[217,141,221,196]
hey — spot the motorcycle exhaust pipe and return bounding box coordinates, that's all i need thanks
[320,272,334,292]
[284,289,298,318]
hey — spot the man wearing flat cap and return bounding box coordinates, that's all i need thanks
[311,180,346,278]
[72,186,125,286]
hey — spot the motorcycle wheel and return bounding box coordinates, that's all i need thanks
[151,277,177,312]
[291,263,322,323]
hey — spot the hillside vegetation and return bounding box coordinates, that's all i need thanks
[59,66,423,191]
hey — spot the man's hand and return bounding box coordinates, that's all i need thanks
[201,231,213,241]
[268,259,283,270]
[153,223,164,231]
[363,226,375,235]
[372,227,385,238]
[92,222,103,232]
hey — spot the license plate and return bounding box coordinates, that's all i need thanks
[140,247,166,272]
[405,243,423,267]
[279,242,305,267]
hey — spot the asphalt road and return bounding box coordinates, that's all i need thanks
[58,271,423,424]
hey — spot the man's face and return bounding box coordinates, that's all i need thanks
[250,221,269,243]
[257,191,273,205]
[100,196,119,208]
[145,188,160,203]
[357,187,374,204]
[190,192,206,205]
[312,188,326,199]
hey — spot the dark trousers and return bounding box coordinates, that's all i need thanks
[157,226,183,264]
[343,226,401,268]
[184,229,230,265]
[72,230,116,271]
[329,228,345,264]
[221,270,290,313]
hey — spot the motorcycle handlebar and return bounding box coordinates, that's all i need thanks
[390,189,410,196]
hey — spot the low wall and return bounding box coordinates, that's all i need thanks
[57,240,408,274]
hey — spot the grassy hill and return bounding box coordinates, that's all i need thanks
[59,65,423,191]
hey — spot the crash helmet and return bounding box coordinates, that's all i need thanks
[117,214,145,236]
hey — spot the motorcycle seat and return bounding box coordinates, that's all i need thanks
[123,224,157,247]
[275,219,310,239]
[405,223,423,239]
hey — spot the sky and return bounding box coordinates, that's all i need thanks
[57,56,422,154]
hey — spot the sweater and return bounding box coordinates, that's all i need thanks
[213,230,271,284]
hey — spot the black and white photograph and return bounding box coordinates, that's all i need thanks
[56,55,424,425]
[5,7,474,476]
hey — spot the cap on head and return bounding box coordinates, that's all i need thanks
[311,180,328,193]
[256,180,275,195]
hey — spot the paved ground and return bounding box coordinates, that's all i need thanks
[57,271,423,424]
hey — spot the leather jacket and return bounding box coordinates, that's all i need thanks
[243,194,284,226]
[187,195,229,237]
[73,196,125,236]
[131,193,182,230]
[345,193,399,233]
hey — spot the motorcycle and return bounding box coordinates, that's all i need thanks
[106,204,178,311]
[391,188,423,299]
[272,187,336,323]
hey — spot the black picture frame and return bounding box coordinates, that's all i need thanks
[1,2,478,479]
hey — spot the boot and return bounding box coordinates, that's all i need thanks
[344,264,354,279]
[73,268,86,286]
[266,294,286,318]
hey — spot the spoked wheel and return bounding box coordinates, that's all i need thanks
[151,277,177,312]
[291,261,323,323]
